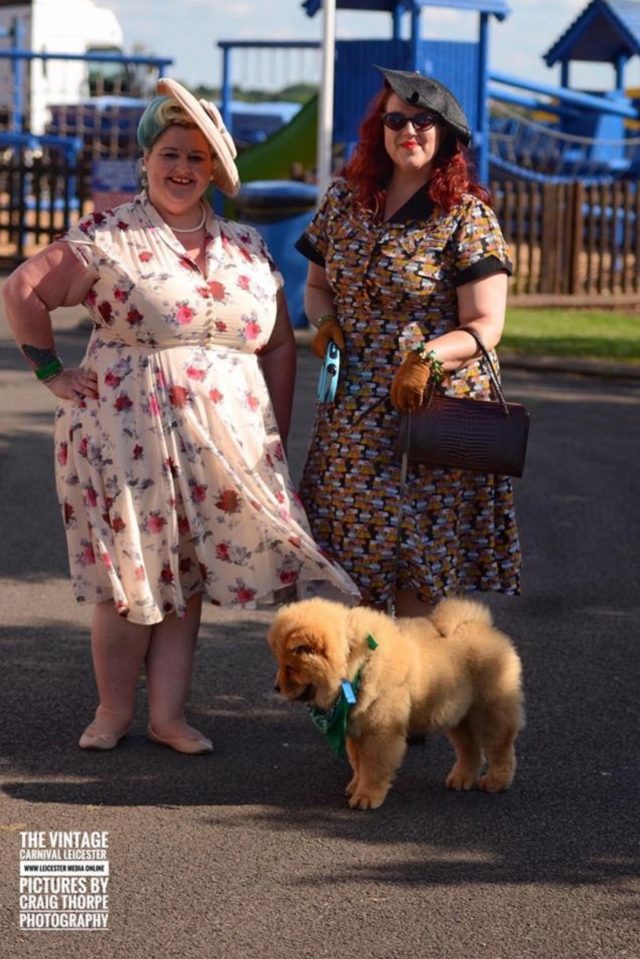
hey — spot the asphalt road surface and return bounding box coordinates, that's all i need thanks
[1,306,639,959]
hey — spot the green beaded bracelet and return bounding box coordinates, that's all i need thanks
[34,358,63,382]
[413,344,445,383]
[425,350,445,383]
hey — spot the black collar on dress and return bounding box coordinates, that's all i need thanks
[385,187,435,224]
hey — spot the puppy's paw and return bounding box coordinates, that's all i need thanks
[348,788,388,810]
[445,765,478,790]
[477,771,512,793]
[345,774,359,798]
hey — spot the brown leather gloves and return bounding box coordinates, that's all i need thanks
[390,351,431,412]
[311,315,345,359]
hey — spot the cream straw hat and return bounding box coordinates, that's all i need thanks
[156,76,240,197]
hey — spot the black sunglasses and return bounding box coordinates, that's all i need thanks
[382,111,439,132]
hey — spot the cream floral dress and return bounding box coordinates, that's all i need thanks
[54,191,359,624]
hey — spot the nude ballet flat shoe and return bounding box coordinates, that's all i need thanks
[78,707,131,751]
[78,719,130,751]
[147,725,213,755]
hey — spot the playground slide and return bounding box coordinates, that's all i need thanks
[235,94,318,183]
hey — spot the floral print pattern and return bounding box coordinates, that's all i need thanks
[297,179,521,608]
[55,192,359,624]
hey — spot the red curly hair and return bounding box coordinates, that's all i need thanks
[342,88,490,217]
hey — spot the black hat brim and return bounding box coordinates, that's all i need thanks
[375,65,471,146]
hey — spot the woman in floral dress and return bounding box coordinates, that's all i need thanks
[3,79,358,755]
[296,66,521,617]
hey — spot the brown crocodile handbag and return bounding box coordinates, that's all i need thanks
[396,328,530,477]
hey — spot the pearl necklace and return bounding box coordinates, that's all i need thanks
[167,203,206,233]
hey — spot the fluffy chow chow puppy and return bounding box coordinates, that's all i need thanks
[268,597,525,810]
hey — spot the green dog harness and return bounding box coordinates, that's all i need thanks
[307,632,378,758]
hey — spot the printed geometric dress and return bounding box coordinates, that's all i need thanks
[54,191,359,624]
[296,179,522,609]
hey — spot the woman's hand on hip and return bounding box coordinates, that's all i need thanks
[46,367,99,403]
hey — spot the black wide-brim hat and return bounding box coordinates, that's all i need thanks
[375,65,471,146]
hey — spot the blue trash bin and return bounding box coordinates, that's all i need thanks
[234,180,318,328]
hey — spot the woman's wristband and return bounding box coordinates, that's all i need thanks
[34,358,64,383]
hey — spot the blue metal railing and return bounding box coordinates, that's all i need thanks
[0,17,173,132]
[217,40,320,133]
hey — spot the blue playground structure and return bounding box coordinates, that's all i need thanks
[219,0,640,320]
[1,0,638,297]
[219,0,640,187]
[489,0,640,182]
[302,0,510,184]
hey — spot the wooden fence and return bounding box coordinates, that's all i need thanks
[0,150,92,264]
[492,179,640,307]
[0,155,638,307]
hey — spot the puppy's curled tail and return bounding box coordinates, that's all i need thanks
[429,596,493,637]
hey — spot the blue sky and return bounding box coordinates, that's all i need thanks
[106,0,640,93]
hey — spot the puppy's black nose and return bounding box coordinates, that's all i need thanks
[274,683,280,693]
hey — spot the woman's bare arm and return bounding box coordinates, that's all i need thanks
[303,261,336,327]
[259,288,297,444]
[427,272,508,369]
[3,240,100,400]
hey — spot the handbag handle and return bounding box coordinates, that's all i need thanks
[458,327,510,415]
[354,327,509,424]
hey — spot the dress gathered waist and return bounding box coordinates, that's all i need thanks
[90,326,257,357]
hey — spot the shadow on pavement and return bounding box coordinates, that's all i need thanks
[1,329,639,938]
[2,603,638,892]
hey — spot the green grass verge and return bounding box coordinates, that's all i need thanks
[503,309,640,362]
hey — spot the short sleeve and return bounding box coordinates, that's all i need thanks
[60,213,105,272]
[295,179,347,267]
[59,208,127,274]
[451,197,513,287]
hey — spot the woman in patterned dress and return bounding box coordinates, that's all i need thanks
[296,66,521,618]
[3,79,358,755]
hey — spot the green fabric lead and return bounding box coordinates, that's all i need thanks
[307,632,379,758]
[308,671,362,759]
